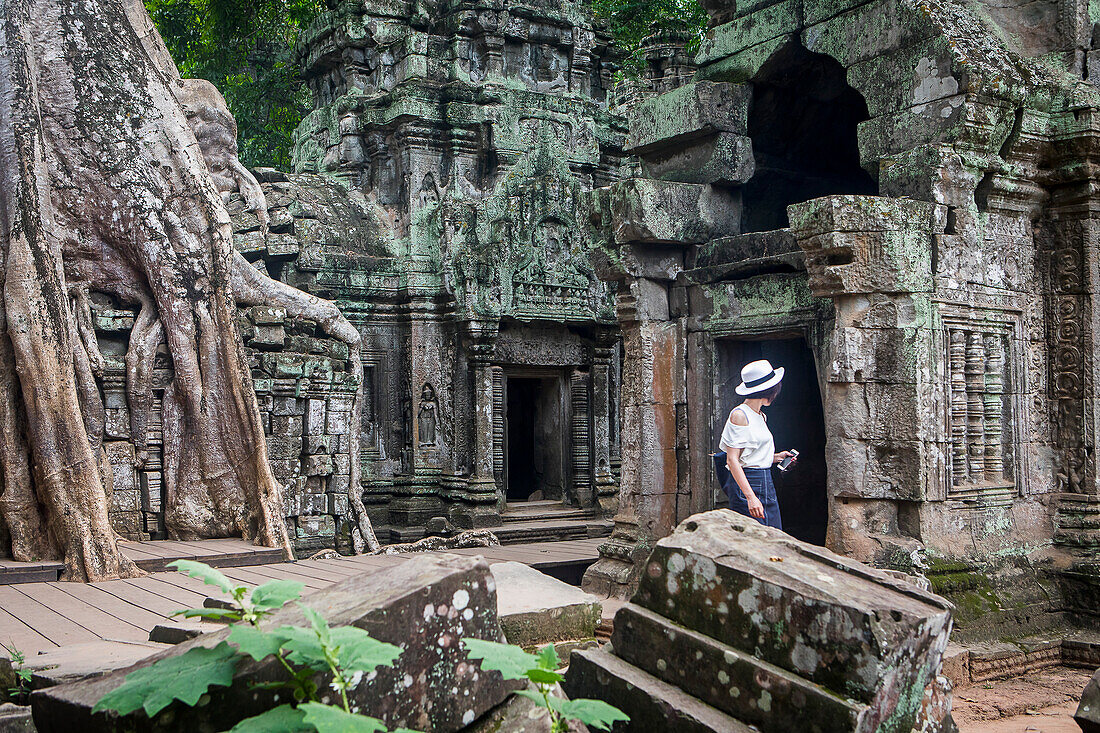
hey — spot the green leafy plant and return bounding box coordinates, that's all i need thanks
[93,560,417,733]
[463,639,629,732]
[1,641,32,703]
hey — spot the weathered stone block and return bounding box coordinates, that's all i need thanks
[566,511,954,733]
[640,133,754,185]
[626,81,751,154]
[31,555,516,733]
[492,562,601,648]
[608,180,739,245]
[1077,667,1100,733]
[697,0,802,66]
[0,703,34,733]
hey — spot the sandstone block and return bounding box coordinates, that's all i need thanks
[492,561,601,648]
[0,704,34,733]
[1077,667,1100,733]
[640,132,754,185]
[31,555,515,733]
[626,81,751,154]
[566,510,953,733]
[608,179,739,246]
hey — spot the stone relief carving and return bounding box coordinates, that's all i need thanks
[418,383,439,448]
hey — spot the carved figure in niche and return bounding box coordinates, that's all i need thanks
[418,383,439,447]
[418,172,442,208]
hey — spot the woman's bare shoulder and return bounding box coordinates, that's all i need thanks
[729,408,749,426]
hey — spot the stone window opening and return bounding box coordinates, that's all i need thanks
[741,40,878,233]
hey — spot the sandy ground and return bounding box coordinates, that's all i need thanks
[953,666,1092,733]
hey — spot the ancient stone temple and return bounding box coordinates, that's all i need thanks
[217,0,625,550]
[582,0,1100,628]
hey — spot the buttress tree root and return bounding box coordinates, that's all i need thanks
[0,0,377,580]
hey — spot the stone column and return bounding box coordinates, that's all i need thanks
[1043,110,1100,550]
[581,178,736,598]
[453,321,502,528]
[591,335,617,513]
[791,196,944,563]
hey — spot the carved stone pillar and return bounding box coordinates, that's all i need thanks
[570,370,593,507]
[591,337,617,513]
[454,322,502,528]
[1043,110,1100,550]
[582,280,685,598]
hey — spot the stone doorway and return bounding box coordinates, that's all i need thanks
[504,373,567,504]
[716,337,828,545]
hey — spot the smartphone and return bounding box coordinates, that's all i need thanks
[778,449,799,472]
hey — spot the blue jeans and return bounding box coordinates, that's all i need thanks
[712,452,783,530]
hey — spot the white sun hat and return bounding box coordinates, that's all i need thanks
[735,359,784,396]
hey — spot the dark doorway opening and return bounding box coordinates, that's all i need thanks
[716,337,828,545]
[505,375,565,502]
[742,41,878,233]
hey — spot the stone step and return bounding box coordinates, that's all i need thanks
[611,603,870,733]
[501,504,591,523]
[493,518,612,545]
[564,646,754,733]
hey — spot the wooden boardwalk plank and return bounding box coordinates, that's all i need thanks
[27,584,146,642]
[219,565,328,591]
[55,581,169,633]
[95,579,199,620]
[123,576,211,609]
[0,586,99,647]
[0,606,57,656]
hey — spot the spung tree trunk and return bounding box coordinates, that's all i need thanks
[0,0,376,581]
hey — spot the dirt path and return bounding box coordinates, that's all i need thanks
[953,666,1092,733]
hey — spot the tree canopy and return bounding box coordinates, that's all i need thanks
[144,0,326,169]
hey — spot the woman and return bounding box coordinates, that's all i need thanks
[714,359,795,529]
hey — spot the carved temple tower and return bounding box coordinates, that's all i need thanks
[279,0,628,542]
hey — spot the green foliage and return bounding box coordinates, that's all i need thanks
[169,559,304,626]
[592,0,709,75]
[92,642,240,717]
[462,639,629,733]
[95,560,415,733]
[143,0,326,169]
[1,642,32,703]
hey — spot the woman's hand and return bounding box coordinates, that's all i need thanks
[773,451,792,464]
[745,492,765,520]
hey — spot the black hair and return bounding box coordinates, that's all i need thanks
[758,382,782,403]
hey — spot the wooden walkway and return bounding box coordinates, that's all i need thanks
[0,539,284,585]
[0,539,602,656]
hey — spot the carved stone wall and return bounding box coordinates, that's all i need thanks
[583,0,1099,610]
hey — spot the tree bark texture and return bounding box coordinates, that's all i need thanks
[0,0,375,579]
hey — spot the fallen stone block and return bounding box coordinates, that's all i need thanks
[564,509,954,733]
[1077,667,1100,733]
[0,703,34,733]
[567,647,752,733]
[31,554,515,733]
[147,622,209,645]
[492,562,601,649]
[14,641,168,689]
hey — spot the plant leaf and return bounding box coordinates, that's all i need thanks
[250,580,304,611]
[172,608,243,622]
[548,697,631,731]
[515,689,550,707]
[228,626,286,662]
[168,560,238,597]
[299,702,388,732]
[224,704,311,732]
[535,644,560,671]
[461,639,539,681]
[298,604,332,646]
[93,642,239,718]
[273,625,328,670]
[328,627,401,673]
[525,668,564,685]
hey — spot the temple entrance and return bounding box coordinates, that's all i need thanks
[716,336,828,545]
[504,373,566,503]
